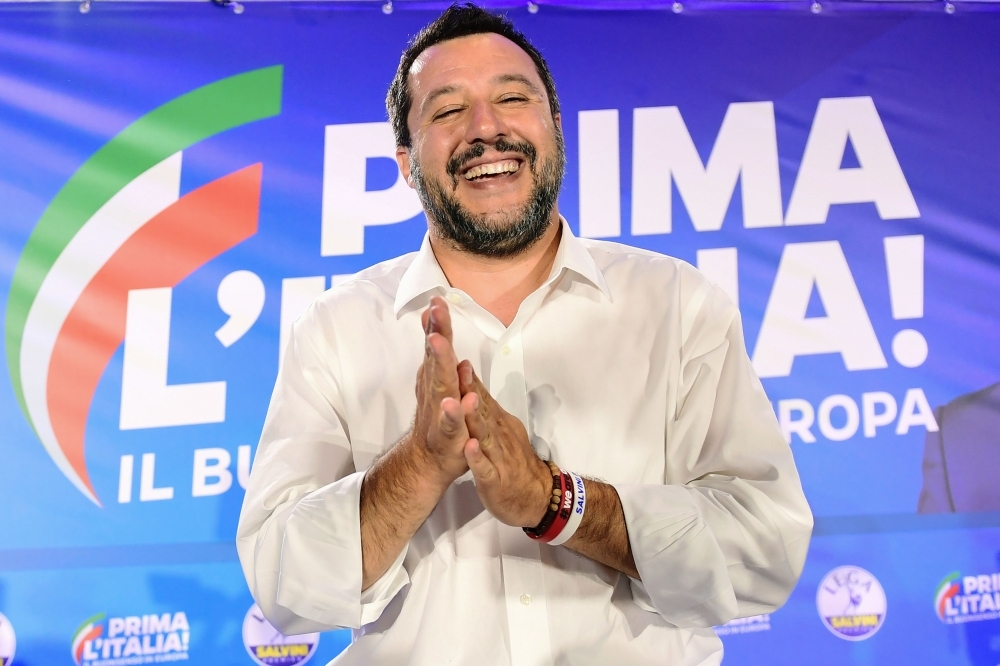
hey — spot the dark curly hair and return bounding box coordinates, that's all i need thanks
[386,3,561,148]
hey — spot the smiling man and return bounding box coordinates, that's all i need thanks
[237,5,813,665]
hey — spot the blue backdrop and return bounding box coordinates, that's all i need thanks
[1,2,999,664]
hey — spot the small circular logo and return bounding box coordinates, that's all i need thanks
[0,612,16,666]
[243,604,320,666]
[816,566,887,641]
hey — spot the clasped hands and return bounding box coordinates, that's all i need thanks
[410,296,551,529]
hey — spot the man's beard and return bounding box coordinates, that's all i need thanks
[411,132,565,259]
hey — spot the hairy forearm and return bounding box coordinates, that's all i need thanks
[563,479,640,580]
[359,435,448,590]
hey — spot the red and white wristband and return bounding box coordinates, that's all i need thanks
[549,470,586,546]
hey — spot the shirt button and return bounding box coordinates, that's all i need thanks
[501,345,512,356]
[520,594,532,606]
[446,293,462,305]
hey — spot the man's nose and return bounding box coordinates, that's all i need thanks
[463,99,509,145]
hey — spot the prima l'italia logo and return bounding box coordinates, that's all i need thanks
[5,66,282,505]
[936,571,1000,624]
[72,612,190,665]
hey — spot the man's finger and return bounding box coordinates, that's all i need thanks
[427,296,454,343]
[421,306,431,334]
[466,366,498,421]
[463,393,503,465]
[462,392,489,442]
[464,439,497,487]
[415,362,426,395]
[469,365,500,412]
[428,332,461,398]
[457,363,495,425]
[421,297,453,371]
[438,397,467,440]
[457,360,474,397]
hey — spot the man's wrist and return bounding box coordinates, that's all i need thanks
[400,432,460,495]
[524,458,558,528]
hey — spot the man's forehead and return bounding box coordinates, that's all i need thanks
[408,32,540,89]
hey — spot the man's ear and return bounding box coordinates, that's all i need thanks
[396,146,415,189]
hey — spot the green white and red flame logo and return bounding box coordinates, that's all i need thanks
[71,613,105,666]
[935,571,961,621]
[4,66,282,505]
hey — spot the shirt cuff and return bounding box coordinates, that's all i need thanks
[359,542,410,624]
[627,577,659,614]
[275,471,410,629]
[615,483,738,628]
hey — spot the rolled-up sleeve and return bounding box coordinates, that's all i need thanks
[236,305,409,635]
[616,267,813,629]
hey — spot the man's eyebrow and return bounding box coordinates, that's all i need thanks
[494,73,540,94]
[421,84,460,113]
[419,74,541,114]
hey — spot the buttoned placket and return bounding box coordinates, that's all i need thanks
[445,276,565,666]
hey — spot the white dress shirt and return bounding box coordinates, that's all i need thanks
[236,220,813,666]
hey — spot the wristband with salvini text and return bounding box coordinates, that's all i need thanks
[548,471,586,546]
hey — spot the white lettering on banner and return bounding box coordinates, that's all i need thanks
[696,247,739,307]
[139,453,173,502]
[944,594,1000,623]
[779,398,816,444]
[118,446,254,503]
[192,447,232,497]
[82,612,190,665]
[884,235,929,368]
[892,329,929,369]
[785,96,920,225]
[938,572,1000,625]
[120,287,226,429]
[777,388,937,444]
[578,109,622,238]
[818,394,860,441]
[752,240,887,378]
[896,387,938,434]
[237,444,252,489]
[326,96,913,244]
[631,101,783,235]
[102,98,924,468]
[319,96,914,247]
[214,270,265,348]
[965,576,984,596]
[884,235,924,319]
[320,121,423,256]
[862,391,898,437]
[118,454,134,503]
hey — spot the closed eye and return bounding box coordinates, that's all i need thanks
[434,107,463,121]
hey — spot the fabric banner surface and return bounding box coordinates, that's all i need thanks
[1,3,998,664]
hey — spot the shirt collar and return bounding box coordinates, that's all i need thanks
[393,217,611,317]
[550,217,611,299]
[393,233,451,316]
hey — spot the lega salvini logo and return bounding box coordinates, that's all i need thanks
[0,611,16,666]
[71,612,189,665]
[935,571,1000,624]
[816,566,887,641]
[242,604,319,666]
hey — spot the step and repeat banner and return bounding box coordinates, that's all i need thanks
[1,3,999,665]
